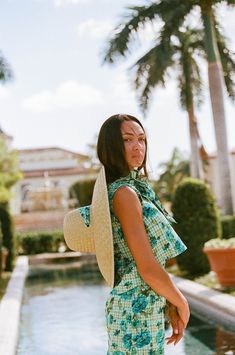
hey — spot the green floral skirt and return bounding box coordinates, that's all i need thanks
[105,285,166,354]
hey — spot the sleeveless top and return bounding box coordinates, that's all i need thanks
[107,169,187,296]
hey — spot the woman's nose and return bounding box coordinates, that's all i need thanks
[133,140,142,150]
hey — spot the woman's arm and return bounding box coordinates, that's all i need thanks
[113,185,190,327]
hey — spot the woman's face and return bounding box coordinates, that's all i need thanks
[121,120,146,171]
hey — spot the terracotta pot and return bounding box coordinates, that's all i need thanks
[203,247,235,287]
[165,257,177,267]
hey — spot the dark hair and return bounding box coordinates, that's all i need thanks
[97,114,148,183]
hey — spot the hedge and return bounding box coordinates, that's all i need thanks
[0,205,15,271]
[69,179,95,207]
[172,178,221,277]
[221,215,235,239]
[17,230,66,255]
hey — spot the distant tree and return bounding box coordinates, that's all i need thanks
[85,134,100,169]
[0,206,15,271]
[0,137,20,272]
[0,137,22,205]
[153,148,190,203]
[0,51,13,82]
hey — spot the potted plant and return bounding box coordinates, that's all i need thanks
[203,238,235,287]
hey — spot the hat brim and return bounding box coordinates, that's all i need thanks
[92,166,114,288]
[63,166,114,288]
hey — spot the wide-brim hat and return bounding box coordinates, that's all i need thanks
[63,166,114,287]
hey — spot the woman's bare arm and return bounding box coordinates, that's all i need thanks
[113,185,189,324]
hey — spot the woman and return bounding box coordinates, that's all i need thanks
[97,114,190,354]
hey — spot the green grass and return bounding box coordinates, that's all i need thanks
[0,271,11,300]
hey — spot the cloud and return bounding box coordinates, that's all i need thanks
[76,19,113,39]
[54,0,90,6]
[0,86,11,100]
[109,72,136,104]
[21,80,104,113]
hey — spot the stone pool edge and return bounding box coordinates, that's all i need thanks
[0,256,28,355]
[170,273,235,331]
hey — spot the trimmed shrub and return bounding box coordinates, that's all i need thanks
[221,215,235,239]
[172,178,222,277]
[17,230,65,255]
[0,205,15,271]
[70,179,95,207]
[0,227,2,276]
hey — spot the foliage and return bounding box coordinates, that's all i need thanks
[0,205,15,271]
[0,271,11,300]
[69,179,95,207]
[0,137,22,203]
[204,237,235,248]
[17,230,65,255]
[194,271,235,295]
[153,148,189,203]
[172,178,222,276]
[221,215,235,239]
[0,227,2,275]
[0,51,13,82]
[85,135,101,169]
[214,18,235,101]
[103,0,235,114]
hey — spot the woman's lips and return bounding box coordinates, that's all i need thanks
[132,155,142,159]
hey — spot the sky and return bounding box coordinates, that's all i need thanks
[0,0,234,178]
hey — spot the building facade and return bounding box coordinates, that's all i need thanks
[205,149,235,212]
[10,147,97,215]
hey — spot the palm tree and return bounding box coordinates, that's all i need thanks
[134,27,207,180]
[153,147,190,203]
[103,0,235,214]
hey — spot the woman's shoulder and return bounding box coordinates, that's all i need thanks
[108,178,140,200]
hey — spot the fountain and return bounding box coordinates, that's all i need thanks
[21,172,76,213]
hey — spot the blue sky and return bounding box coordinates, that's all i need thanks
[0,0,234,177]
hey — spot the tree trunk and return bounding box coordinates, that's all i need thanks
[187,105,204,180]
[202,12,233,215]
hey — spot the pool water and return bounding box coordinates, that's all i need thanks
[17,266,235,355]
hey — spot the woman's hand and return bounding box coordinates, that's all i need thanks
[177,298,190,328]
[165,304,185,346]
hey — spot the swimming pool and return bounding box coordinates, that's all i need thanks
[17,264,235,355]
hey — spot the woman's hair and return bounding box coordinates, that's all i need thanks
[97,113,148,183]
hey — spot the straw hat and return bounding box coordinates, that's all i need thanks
[63,166,114,287]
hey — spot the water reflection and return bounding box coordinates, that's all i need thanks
[17,266,235,355]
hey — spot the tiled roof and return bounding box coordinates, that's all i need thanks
[22,167,96,178]
[207,148,235,159]
[17,146,88,159]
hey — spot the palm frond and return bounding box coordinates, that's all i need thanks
[102,0,192,64]
[224,0,235,6]
[177,58,196,110]
[214,18,235,101]
[176,28,204,110]
[130,34,175,114]
[103,4,161,64]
